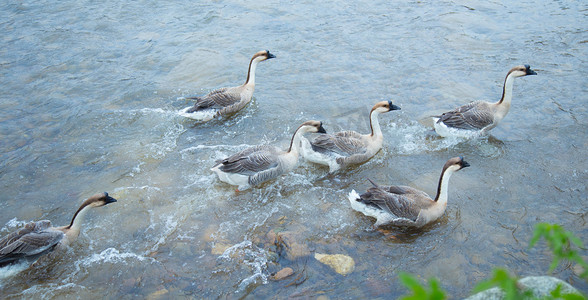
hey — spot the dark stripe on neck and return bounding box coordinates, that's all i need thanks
[434,166,448,202]
[66,200,92,229]
[288,124,304,153]
[498,70,513,105]
[244,56,255,85]
[369,108,375,136]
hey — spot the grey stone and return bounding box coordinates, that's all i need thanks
[465,276,582,300]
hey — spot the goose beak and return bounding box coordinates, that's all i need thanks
[525,65,537,75]
[460,160,470,168]
[317,124,327,134]
[266,51,276,59]
[389,104,401,111]
[104,194,118,204]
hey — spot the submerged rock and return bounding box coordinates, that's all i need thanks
[146,287,169,300]
[314,253,355,276]
[465,276,582,300]
[272,267,294,280]
[211,242,232,255]
[266,229,311,259]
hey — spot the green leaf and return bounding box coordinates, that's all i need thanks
[472,268,534,300]
[398,272,446,300]
[530,223,588,279]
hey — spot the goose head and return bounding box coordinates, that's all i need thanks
[252,50,276,62]
[65,192,117,231]
[82,192,118,208]
[298,120,327,134]
[508,65,537,78]
[442,156,470,173]
[371,100,401,114]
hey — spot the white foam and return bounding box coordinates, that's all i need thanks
[0,260,29,281]
[1,218,27,233]
[82,248,151,266]
[216,240,270,293]
[144,214,180,255]
[10,282,85,299]
[386,121,470,154]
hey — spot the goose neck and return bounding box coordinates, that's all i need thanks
[369,110,383,138]
[288,127,307,155]
[497,72,516,106]
[434,168,455,204]
[244,57,261,86]
[65,203,92,236]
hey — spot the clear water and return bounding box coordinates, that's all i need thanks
[1,0,586,298]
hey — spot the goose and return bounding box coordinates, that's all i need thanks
[0,192,117,267]
[211,120,327,190]
[179,50,276,121]
[300,101,400,173]
[347,157,469,228]
[433,65,537,137]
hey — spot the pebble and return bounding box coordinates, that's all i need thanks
[572,264,585,277]
[146,287,168,300]
[272,267,294,280]
[314,253,355,276]
[202,224,219,242]
[266,229,311,259]
[211,242,231,255]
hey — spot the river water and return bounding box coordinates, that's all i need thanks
[1,0,586,298]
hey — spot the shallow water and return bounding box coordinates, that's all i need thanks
[1,0,587,298]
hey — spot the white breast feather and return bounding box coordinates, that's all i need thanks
[433,117,483,138]
[299,137,342,172]
[210,164,250,190]
[178,106,218,121]
[347,190,395,226]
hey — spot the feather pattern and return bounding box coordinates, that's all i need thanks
[217,145,282,176]
[0,221,64,266]
[0,193,116,267]
[347,157,469,228]
[212,120,326,190]
[301,101,400,172]
[433,65,537,137]
[185,87,246,112]
[435,101,495,130]
[180,50,275,121]
[310,131,367,156]
[358,187,434,222]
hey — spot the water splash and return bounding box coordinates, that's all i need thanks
[8,282,86,299]
[0,261,29,282]
[385,121,504,158]
[216,240,270,294]
[81,248,152,266]
[1,218,28,233]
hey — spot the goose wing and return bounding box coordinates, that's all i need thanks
[0,221,64,265]
[380,185,430,198]
[311,131,366,156]
[359,187,433,222]
[247,163,284,186]
[185,87,243,112]
[217,145,281,176]
[437,101,494,130]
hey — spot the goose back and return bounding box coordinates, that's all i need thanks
[0,221,64,267]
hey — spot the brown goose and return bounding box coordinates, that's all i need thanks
[211,120,327,190]
[179,50,276,121]
[0,192,117,267]
[300,101,400,172]
[433,65,537,137]
[347,157,469,228]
